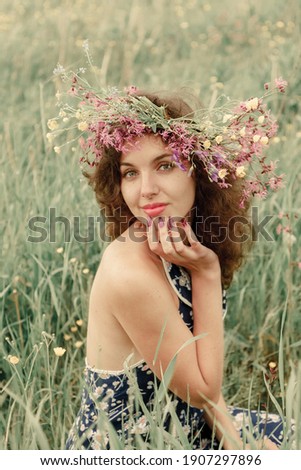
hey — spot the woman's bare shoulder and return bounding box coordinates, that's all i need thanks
[92,226,159,296]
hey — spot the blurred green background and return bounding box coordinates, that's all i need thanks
[1,0,301,450]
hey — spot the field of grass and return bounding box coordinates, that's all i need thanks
[0,0,301,450]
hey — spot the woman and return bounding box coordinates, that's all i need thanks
[51,78,286,449]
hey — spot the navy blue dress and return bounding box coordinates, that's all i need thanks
[66,261,286,449]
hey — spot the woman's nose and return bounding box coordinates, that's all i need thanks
[140,173,159,199]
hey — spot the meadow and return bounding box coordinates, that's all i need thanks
[0,0,301,450]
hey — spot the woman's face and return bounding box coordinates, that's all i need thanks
[120,134,196,222]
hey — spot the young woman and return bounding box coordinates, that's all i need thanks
[53,80,287,449]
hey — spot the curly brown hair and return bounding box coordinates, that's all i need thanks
[84,90,253,287]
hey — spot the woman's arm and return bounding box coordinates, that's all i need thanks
[203,394,279,450]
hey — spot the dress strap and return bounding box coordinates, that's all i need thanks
[160,258,193,308]
[161,257,228,319]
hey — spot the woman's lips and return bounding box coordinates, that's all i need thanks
[142,204,167,217]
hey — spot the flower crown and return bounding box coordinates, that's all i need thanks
[48,70,287,207]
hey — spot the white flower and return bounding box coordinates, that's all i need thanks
[47,119,58,130]
[253,134,261,142]
[78,121,89,131]
[218,169,228,179]
[235,166,246,178]
[246,97,259,111]
[260,136,269,145]
[258,115,265,124]
[203,139,211,149]
[215,135,223,144]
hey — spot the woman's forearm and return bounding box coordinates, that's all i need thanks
[191,266,224,402]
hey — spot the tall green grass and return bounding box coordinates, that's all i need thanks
[0,0,300,449]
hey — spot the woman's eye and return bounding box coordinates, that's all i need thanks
[159,162,174,171]
[122,170,137,178]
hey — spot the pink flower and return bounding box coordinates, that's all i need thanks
[274,77,288,93]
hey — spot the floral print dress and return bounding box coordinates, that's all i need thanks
[66,261,286,450]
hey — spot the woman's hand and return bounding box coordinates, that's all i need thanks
[146,216,220,277]
[244,438,279,450]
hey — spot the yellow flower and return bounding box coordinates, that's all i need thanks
[70,326,78,333]
[64,334,72,341]
[78,121,89,131]
[47,119,58,130]
[8,355,20,365]
[76,319,83,326]
[218,169,228,179]
[246,97,259,111]
[53,347,66,357]
[235,166,246,178]
[75,341,84,349]
[260,136,269,145]
[215,135,223,145]
[203,140,211,149]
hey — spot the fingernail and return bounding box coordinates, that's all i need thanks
[158,217,164,228]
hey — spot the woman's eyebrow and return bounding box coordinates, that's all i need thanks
[120,153,172,167]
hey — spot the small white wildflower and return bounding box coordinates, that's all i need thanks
[54,146,61,154]
[82,268,90,274]
[47,119,58,131]
[222,114,232,123]
[78,121,89,131]
[82,39,89,52]
[46,133,53,143]
[253,134,261,142]
[246,97,259,111]
[218,169,228,179]
[53,64,65,76]
[258,115,265,124]
[75,340,84,349]
[203,140,211,149]
[260,136,269,145]
[215,135,223,144]
[239,126,246,137]
[235,166,246,178]
[56,247,64,254]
